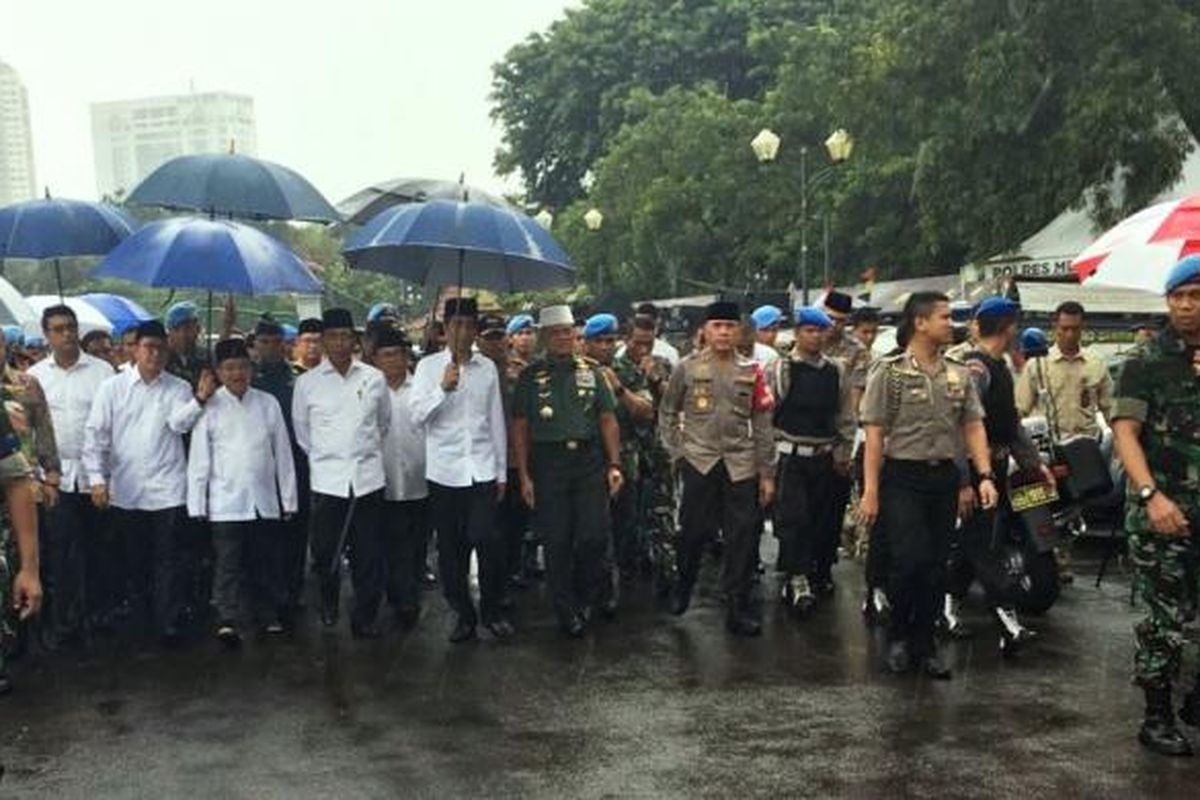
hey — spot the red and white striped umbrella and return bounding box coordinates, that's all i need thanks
[1072,195,1200,293]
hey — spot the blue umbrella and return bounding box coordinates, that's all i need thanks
[94,217,322,295]
[0,196,138,295]
[341,199,574,292]
[126,153,341,223]
[94,217,322,356]
[80,293,155,335]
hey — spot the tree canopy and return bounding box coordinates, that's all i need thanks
[492,0,1200,298]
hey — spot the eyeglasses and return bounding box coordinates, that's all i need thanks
[48,323,78,334]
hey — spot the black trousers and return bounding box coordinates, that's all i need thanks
[499,467,530,579]
[774,453,835,577]
[385,498,429,615]
[817,472,853,583]
[879,460,959,657]
[283,447,311,606]
[531,442,610,625]
[678,461,760,603]
[309,490,385,627]
[430,481,503,625]
[40,491,94,637]
[114,507,182,634]
[947,468,1017,608]
[211,520,284,625]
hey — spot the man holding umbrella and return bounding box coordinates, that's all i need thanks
[410,298,511,642]
[164,302,210,389]
[292,309,390,638]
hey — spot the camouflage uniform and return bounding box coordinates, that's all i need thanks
[635,355,678,588]
[0,450,35,677]
[607,354,652,574]
[819,329,870,587]
[1113,327,1200,688]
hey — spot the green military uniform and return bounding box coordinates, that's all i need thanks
[1113,328,1200,690]
[514,353,617,629]
[635,354,678,592]
[166,350,211,390]
[0,450,35,681]
[605,353,651,576]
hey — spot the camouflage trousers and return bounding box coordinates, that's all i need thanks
[639,443,678,586]
[0,532,13,675]
[1129,510,1200,688]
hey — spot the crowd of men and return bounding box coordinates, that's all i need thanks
[0,263,1199,759]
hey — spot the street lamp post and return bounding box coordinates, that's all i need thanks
[584,207,604,295]
[752,127,854,304]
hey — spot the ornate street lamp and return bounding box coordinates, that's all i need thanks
[584,207,605,294]
[534,209,554,229]
[750,127,854,303]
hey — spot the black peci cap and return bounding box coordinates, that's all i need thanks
[704,301,741,322]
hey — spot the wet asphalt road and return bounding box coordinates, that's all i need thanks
[3,537,1200,799]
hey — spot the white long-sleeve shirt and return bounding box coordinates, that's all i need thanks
[409,350,506,488]
[82,366,204,511]
[292,358,389,498]
[383,381,427,502]
[28,352,115,493]
[187,386,298,521]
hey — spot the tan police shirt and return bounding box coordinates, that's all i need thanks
[859,351,985,461]
[1014,345,1112,438]
[659,349,775,483]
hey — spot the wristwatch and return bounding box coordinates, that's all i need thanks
[977,472,997,485]
[1137,484,1159,506]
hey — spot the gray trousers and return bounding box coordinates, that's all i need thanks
[211,520,284,625]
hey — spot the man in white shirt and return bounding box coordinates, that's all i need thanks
[188,339,297,646]
[83,320,213,642]
[373,327,428,631]
[28,304,115,643]
[292,308,390,639]
[410,298,510,643]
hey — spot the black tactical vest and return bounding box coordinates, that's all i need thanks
[970,349,1019,446]
[773,359,840,438]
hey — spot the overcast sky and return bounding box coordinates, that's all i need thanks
[1,0,574,204]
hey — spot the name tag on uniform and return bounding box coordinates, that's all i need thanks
[946,371,964,399]
[576,369,596,389]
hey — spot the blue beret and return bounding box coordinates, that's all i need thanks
[506,313,534,335]
[751,305,784,330]
[281,324,298,343]
[1019,327,1049,357]
[793,306,832,329]
[583,313,619,339]
[25,334,45,348]
[1165,255,1200,294]
[2,325,24,347]
[165,301,198,329]
[974,296,1020,319]
[367,302,399,323]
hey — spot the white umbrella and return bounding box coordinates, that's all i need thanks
[0,275,39,335]
[1072,195,1200,293]
[25,295,113,336]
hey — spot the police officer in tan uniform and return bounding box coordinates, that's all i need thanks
[859,291,996,679]
[819,290,870,594]
[659,301,775,636]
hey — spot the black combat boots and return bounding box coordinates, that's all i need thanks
[1139,686,1193,756]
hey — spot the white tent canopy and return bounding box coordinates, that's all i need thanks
[0,276,39,336]
[978,136,1200,277]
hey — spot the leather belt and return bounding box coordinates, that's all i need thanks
[776,441,834,458]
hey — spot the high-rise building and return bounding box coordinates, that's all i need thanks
[0,59,37,206]
[91,91,257,199]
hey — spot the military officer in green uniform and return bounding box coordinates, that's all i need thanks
[0,438,44,696]
[583,313,654,614]
[512,305,623,637]
[660,301,776,636]
[625,313,677,593]
[1112,256,1200,756]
